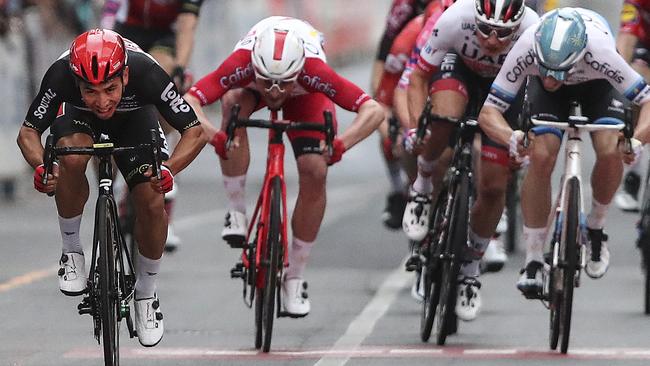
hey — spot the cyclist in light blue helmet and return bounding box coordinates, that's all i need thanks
[533,8,588,82]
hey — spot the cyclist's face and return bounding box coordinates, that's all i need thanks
[475,22,515,55]
[79,68,128,120]
[256,78,296,110]
[541,76,563,92]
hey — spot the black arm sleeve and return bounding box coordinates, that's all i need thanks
[23,60,68,133]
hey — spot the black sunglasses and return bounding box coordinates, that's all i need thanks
[476,21,516,40]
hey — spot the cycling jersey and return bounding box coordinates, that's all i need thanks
[377,0,433,61]
[485,8,650,114]
[125,0,202,30]
[620,0,650,46]
[23,40,199,134]
[417,0,539,78]
[188,16,372,113]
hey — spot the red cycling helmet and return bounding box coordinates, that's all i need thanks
[69,29,127,85]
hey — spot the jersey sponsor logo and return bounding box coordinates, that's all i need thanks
[506,49,536,82]
[460,43,508,65]
[160,82,191,113]
[33,89,57,120]
[300,74,337,98]
[621,3,639,24]
[220,64,254,89]
[584,52,625,84]
[440,53,457,72]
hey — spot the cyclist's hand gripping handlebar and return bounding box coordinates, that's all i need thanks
[415,101,433,146]
[41,134,57,196]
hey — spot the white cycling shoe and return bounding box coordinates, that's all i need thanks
[402,190,432,241]
[58,252,87,296]
[614,191,639,212]
[222,210,248,248]
[585,229,610,279]
[455,276,481,321]
[134,294,164,347]
[281,277,310,317]
[495,211,508,234]
[164,224,181,252]
[411,269,425,303]
[480,237,507,273]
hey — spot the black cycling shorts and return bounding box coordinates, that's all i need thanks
[51,104,169,190]
[115,23,176,55]
[527,78,630,139]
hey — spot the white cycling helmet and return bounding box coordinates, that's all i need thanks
[474,0,526,28]
[251,25,306,81]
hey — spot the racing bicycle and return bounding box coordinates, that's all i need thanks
[227,105,335,352]
[43,129,164,365]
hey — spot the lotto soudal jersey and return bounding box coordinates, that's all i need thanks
[620,0,650,46]
[188,16,372,112]
[417,0,540,78]
[125,0,202,30]
[485,7,650,113]
[23,40,199,133]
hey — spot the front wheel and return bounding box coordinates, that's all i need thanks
[559,177,579,353]
[261,177,283,352]
[97,196,120,366]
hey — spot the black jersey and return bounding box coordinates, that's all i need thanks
[23,40,199,134]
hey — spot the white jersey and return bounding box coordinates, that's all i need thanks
[486,8,650,113]
[417,0,540,78]
[233,16,327,63]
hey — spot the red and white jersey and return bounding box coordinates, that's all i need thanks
[620,0,650,46]
[417,0,539,78]
[188,16,371,112]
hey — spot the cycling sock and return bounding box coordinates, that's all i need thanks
[523,226,546,264]
[461,230,491,277]
[59,214,83,254]
[135,252,162,300]
[223,174,247,214]
[386,159,406,194]
[285,237,314,280]
[586,198,608,230]
[412,156,435,194]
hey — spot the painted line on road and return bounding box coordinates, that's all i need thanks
[64,346,650,361]
[0,182,382,294]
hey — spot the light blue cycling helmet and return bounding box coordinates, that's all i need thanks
[533,8,588,81]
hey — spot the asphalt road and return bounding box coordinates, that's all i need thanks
[2,61,650,366]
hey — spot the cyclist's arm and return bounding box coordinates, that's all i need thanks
[164,121,206,176]
[174,12,199,69]
[617,32,638,63]
[339,99,384,150]
[184,93,219,139]
[478,105,513,147]
[17,125,44,169]
[406,66,431,130]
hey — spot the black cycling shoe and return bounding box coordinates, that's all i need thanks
[516,261,544,299]
[382,191,407,230]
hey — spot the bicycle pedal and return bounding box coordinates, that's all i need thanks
[404,255,423,272]
[224,236,247,249]
[230,262,246,279]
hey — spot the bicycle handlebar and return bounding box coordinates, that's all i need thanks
[415,100,478,146]
[225,104,335,156]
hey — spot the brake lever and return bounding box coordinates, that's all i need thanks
[324,110,334,157]
[416,101,433,145]
[226,104,241,151]
[43,134,55,197]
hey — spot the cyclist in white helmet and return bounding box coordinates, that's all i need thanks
[184,17,383,317]
[479,8,650,297]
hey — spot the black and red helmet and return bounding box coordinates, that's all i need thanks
[474,0,526,28]
[69,29,127,85]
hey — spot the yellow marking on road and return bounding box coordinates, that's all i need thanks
[0,266,57,293]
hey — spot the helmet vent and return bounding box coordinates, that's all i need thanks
[273,29,289,61]
[91,55,99,80]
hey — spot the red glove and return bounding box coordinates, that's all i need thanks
[34,163,57,193]
[211,131,228,160]
[329,138,346,165]
[159,165,174,194]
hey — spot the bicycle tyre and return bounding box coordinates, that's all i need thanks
[262,177,282,352]
[97,196,120,366]
[560,177,579,354]
[420,190,447,342]
[436,172,470,346]
[638,168,650,315]
[548,240,561,350]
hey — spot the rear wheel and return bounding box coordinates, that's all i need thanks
[98,196,120,366]
[435,172,470,346]
[261,177,282,352]
[559,177,579,354]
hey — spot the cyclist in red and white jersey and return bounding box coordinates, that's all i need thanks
[101,0,203,251]
[184,16,384,317]
[375,0,450,231]
[480,8,650,297]
[614,0,650,211]
[402,0,539,321]
[16,29,205,346]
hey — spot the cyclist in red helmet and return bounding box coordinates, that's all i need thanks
[16,28,205,347]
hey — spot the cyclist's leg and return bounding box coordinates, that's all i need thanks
[112,107,166,346]
[518,78,565,295]
[219,88,261,245]
[582,80,629,278]
[50,105,95,295]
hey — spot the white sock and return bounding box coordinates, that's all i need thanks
[135,252,162,300]
[285,237,315,280]
[523,226,546,264]
[223,174,247,214]
[586,198,608,230]
[461,229,491,277]
[412,156,435,194]
[386,159,407,194]
[59,214,83,254]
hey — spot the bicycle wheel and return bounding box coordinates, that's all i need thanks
[559,177,580,354]
[420,190,447,342]
[97,196,120,366]
[435,172,470,346]
[548,241,561,350]
[261,176,282,352]
[638,168,650,315]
